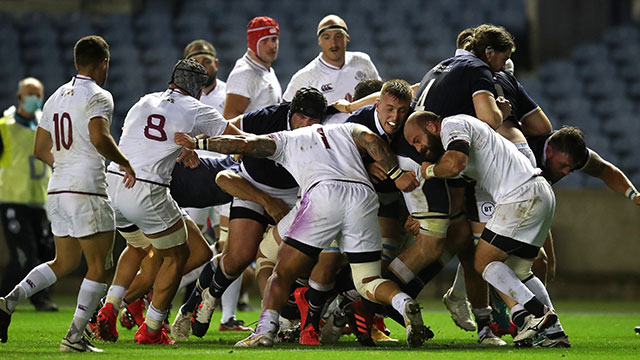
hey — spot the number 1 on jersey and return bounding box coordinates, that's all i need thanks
[317,127,331,149]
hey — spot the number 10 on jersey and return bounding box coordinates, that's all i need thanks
[53,112,73,150]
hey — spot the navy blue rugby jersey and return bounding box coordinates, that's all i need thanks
[494,71,539,130]
[170,155,239,208]
[412,52,495,117]
[240,103,298,189]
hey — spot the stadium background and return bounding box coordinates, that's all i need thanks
[0,0,638,299]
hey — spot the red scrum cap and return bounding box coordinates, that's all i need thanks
[247,16,279,57]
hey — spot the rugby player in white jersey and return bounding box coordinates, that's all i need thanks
[175,122,432,348]
[283,14,381,104]
[403,110,585,346]
[181,39,252,332]
[0,35,136,352]
[223,16,282,119]
[96,59,243,345]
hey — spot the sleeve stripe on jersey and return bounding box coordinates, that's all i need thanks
[471,90,494,98]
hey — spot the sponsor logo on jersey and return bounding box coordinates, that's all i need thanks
[355,71,366,81]
[480,202,495,217]
[321,83,334,92]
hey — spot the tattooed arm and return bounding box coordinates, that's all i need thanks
[175,132,276,158]
[351,124,419,192]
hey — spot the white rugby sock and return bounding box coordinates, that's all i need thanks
[221,274,243,324]
[450,262,467,300]
[482,261,535,306]
[145,304,167,332]
[256,309,279,334]
[524,276,564,332]
[6,263,57,312]
[66,278,107,342]
[391,292,412,316]
[105,285,127,312]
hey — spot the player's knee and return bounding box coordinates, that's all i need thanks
[350,261,385,302]
[259,227,280,262]
[255,256,275,276]
[504,256,534,281]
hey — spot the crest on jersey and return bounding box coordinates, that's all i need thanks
[355,71,366,80]
[320,83,333,92]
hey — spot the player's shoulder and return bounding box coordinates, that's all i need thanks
[228,56,256,76]
[346,51,374,64]
[85,83,114,103]
[442,114,476,129]
[495,71,518,88]
[289,58,320,81]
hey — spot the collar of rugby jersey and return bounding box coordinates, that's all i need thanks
[243,52,270,73]
[454,49,474,57]
[72,74,96,85]
[373,108,390,141]
[317,52,352,70]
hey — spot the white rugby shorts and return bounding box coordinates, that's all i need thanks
[485,177,555,248]
[107,173,182,236]
[47,192,115,238]
[285,181,381,254]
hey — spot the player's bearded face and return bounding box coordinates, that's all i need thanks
[422,131,444,163]
[544,151,573,184]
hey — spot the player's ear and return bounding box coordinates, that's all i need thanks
[426,121,437,134]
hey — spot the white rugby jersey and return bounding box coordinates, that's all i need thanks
[40,75,114,194]
[200,79,226,113]
[226,53,281,112]
[283,51,381,103]
[107,89,228,184]
[440,114,540,202]
[268,123,372,194]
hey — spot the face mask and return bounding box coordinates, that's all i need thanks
[22,95,43,114]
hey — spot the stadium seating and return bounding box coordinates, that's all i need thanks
[0,0,637,187]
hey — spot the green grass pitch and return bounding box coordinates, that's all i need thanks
[1,298,638,359]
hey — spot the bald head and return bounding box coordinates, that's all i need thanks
[17,77,44,100]
[317,14,349,37]
[16,77,44,118]
[404,111,444,162]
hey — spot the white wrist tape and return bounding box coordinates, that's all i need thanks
[424,164,436,179]
[197,138,207,150]
[625,187,638,200]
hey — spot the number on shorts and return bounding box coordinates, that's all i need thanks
[144,114,167,141]
[53,112,73,150]
[317,127,331,149]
